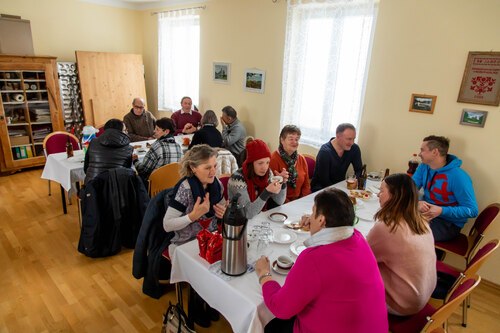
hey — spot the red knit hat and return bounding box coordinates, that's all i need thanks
[244,139,271,164]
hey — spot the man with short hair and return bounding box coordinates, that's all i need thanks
[220,105,246,165]
[171,96,202,135]
[123,97,156,142]
[133,117,182,181]
[311,123,363,192]
[412,135,478,242]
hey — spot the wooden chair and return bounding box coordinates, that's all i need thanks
[435,203,500,265]
[42,131,81,196]
[389,275,481,333]
[148,162,181,197]
[302,154,316,180]
[432,239,499,327]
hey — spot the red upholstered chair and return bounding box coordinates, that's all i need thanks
[302,154,316,180]
[95,126,105,137]
[432,239,499,327]
[388,275,481,333]
[219,174,231,200]
[435,203,500,265]
[43,131,81,195]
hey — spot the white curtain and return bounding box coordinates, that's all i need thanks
[158,9,200,111]
[280,0,377,147]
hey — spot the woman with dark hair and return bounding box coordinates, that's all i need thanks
[270,125,311,203]
[227,139,288,219]
[188,110,223,149]
[255,188,388,333]
[84,118,133,183]
[367,173,436,316]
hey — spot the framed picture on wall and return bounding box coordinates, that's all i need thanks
[457,51,500,106]
[459,109,488,128]
[213,62,230,83]
[244,69,265,93]
[409,94,437,114]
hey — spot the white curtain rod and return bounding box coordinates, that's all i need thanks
[151,5,206,16]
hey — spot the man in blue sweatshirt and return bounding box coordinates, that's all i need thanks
[412,135,478,241]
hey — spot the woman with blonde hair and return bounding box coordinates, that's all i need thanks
[366,173,436,316]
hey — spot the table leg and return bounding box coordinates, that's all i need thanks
[60,185,67,214]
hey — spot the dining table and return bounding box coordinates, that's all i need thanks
[40,134,193,214]
[169,178,382,333]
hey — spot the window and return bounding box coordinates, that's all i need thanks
[280,0,377,147]
[158,9,200,111]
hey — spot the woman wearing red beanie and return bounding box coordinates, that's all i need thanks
[228,139,289,219]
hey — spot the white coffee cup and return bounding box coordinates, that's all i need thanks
[271,175,283,184]
[277,255,293,270]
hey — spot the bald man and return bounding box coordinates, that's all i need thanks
[123,97,156,142]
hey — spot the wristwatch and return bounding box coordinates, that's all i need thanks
[259,272,272,283]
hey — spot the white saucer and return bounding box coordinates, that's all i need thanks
[290,240,307,256]
[272,260,293,275]
[273,229,297,244]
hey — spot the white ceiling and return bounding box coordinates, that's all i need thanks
[80,0,203,10]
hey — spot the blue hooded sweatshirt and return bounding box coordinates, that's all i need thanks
[412,154,478,228]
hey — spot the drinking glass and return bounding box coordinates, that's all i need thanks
[346,173,358,190]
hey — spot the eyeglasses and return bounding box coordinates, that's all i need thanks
[133,105,145,109]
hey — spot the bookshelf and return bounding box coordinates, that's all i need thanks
[0,55,64,172]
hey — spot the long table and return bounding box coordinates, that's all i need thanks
[169,179,381,333]
[40,135,192,214]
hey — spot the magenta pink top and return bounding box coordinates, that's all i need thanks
[262,230,388,333]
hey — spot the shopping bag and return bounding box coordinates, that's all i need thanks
[161,302,195,333]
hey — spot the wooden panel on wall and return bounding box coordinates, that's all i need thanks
[75,51,147,127]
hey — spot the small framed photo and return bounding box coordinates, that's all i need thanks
[213,62,230,84]
[409,94,437,114]
[244,69,265,93]
[459,109,488,128]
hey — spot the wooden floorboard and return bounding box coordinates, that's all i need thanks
[0,167,499,332]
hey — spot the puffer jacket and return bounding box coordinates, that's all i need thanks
[84,129,133,183]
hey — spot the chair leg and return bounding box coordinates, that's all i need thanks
[462,298,468,327]
[48,180,51,196]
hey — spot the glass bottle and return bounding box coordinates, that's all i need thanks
[357,164,367,190]
[66,136,74,158]
[407,154,419,176]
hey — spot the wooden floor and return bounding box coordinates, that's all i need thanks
[0,168,499,332]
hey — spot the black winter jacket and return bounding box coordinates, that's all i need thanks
[78,168,150,258]
[133,188,174,298]
[84,129,133,183]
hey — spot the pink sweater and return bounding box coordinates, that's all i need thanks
[262,230,388,333]
[367,221,436,315]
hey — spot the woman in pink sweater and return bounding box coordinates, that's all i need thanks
[255,188,388,333]
[367,173,436,315]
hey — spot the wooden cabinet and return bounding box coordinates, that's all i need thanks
[0,55,64,172]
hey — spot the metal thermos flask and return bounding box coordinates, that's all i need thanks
[221,193,248,276]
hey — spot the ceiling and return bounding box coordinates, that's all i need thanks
[80,0,203,10]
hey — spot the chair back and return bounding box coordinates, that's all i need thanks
[219,174,231,200]
[148,162,181,197]
[472,203,500,236]
[302,154,316,180]
[216,149,238,176]
[422,276,481,333]
[465,239,499,277]
[43,131,81,155]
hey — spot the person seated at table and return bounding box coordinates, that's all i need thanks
[270,125,311,203]
[188,110,223,149]
[255,188,388,333]
[366,173,436,316]
[227,139,288,219]
[132,117,182,182]
[123,97,156,142]
[162,144,226,328]
[171,96,202,135]
[412,135,478,242]
[84,118,133,184]
[310,123,363,192]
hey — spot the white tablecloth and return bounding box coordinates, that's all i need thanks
[170,179,381,333]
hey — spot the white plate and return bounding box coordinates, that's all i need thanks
[271,260,293,275]
[356,209,375,221]
[290,240,307,256]
[273,229,297,244]
[269,212,288,223]
[283,220,310,233]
